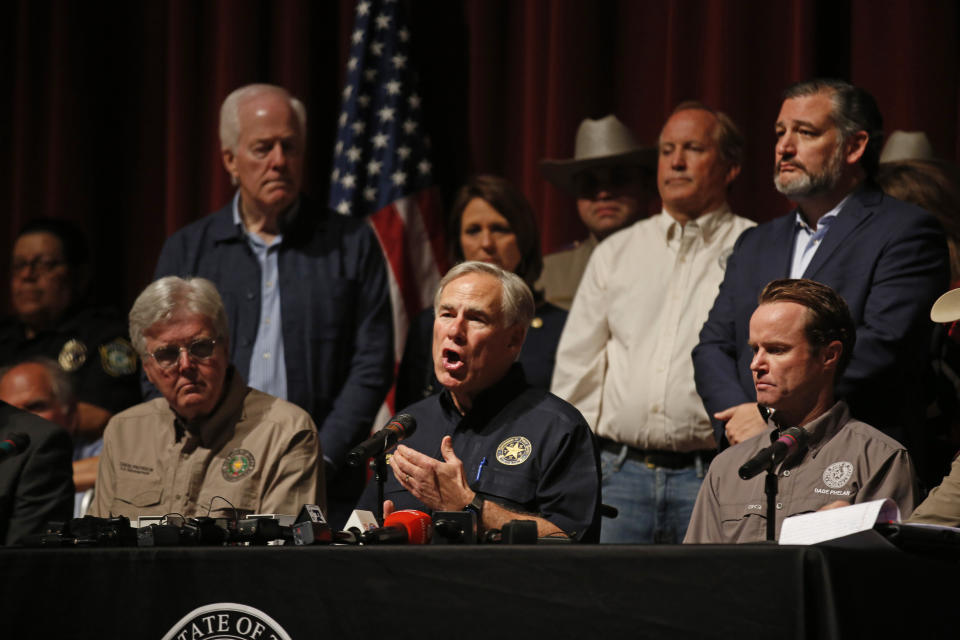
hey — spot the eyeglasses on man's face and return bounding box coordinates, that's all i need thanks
[148,338,219,369]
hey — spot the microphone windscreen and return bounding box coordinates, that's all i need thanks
[387,413,417,438]
[384,509,432,544]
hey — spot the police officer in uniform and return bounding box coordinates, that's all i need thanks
[0,219,140,438]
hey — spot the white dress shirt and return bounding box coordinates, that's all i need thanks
[551,207,755,452]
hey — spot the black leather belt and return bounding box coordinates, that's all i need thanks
[599,438,716,470]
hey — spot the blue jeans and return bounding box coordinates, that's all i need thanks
[599,447,708,544]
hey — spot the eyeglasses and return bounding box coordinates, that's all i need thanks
[11,257,67,276]
[148,338,219,369]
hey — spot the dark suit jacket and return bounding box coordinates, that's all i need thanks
[152,195,394,467]
[693,187,949,449]
[0,403,74,545]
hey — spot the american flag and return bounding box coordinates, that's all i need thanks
[329,0,448,412]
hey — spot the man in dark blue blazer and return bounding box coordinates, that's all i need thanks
[693,79,948,464]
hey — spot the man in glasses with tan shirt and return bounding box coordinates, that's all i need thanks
[89,276,323,521]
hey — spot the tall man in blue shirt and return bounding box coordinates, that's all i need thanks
[153,84,393,526]
[693,79,948,471]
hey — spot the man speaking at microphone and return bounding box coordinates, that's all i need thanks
[684,279,918,543]
[357,262,601,542]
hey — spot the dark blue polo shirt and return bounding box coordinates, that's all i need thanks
[359,365,601,542]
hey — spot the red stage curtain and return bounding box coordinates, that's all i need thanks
[3,0,958,311]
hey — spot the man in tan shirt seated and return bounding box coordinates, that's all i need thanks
[685,279,918,543]
[90,276,324,520]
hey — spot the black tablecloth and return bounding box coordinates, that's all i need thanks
[0,543,952,638]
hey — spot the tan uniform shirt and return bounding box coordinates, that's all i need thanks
[90,371,324,520]
[551,208,755,452]
[535,235,597,311]
[908,455,960,526]
[684,401,919,544]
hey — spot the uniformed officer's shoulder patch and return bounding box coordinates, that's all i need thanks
[100,338,137,378]
[100,338,138,376]
[822,461,854,489]
[496,436,532,466]
[222,449,256,481]
[58,339,87,372]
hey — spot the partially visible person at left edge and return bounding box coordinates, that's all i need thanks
[0,219,141,440]
[0,358,100,517]
[0,402,74,545]
[90,277,324,520]
[358,262,601,541]
[151,84,392,527]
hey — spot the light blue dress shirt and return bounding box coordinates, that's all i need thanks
[789,195,850,278]
[232,193,288,400]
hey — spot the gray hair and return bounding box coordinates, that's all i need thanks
[434,261,535,331]
[0,357,76,413]
[129,277,229,356]
[219,84,308,151]
[782,79,884,179]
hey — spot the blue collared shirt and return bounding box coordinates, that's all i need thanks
[789,195,850,278]
[232,193,288,400]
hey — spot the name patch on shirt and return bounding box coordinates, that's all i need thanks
[222,449,256,481]
[496,436,532,466]
[119,461,154,475]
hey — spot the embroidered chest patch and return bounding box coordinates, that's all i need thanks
[822,461,854,489]
[496,436,532,466]
[222,449,256,482]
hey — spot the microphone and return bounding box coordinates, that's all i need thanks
[291,504,332,545]
[360,509,432,545]
[738,426,808,480]
[0,433,30,463]
[346,413,417,467]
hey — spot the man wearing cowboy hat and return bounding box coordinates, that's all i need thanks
[536,115,657,310]
[551,103,754,543]
[909,288,960,527]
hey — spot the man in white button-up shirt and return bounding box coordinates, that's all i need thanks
[551,103,755,543]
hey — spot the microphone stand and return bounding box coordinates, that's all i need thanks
[374,451,388,525]
[764,467,778,542]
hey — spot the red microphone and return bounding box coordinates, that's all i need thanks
[360,509,433,544]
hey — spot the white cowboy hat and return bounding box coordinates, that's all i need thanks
[931,288,960,323]
[539,115,656,194]
[880,131,935,164]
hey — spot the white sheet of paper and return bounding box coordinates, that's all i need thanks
[778,498,900,545]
